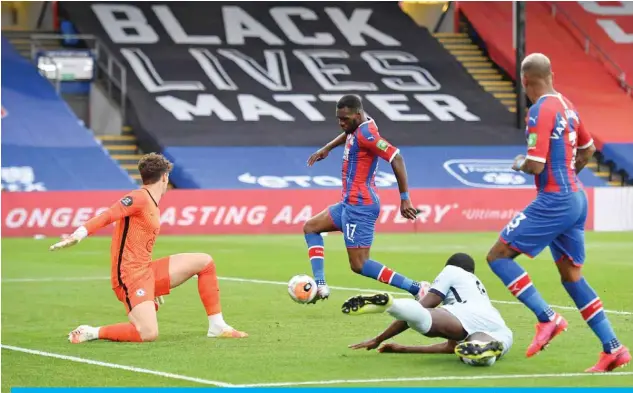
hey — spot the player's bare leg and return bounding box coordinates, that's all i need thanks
[556,256,630,372]
[346,248,423,298]
[341,292,466,337]
[303,206,340,302]
[167,253,247,338]
[486,239,567,357]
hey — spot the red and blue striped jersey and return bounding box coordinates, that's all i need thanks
[526,94,593,194]
[341,119,399,205]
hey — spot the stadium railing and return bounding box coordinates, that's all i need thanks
[547,3,632,96]
[28,33,129,123]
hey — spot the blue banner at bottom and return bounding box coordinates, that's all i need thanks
[11,389,633,392]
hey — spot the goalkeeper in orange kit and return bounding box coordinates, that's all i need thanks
[50,153,247,343]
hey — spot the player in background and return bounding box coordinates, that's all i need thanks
[486,53,629,372]
[49,153,247,343]
[304,94,422,302]
[344,253,513,367]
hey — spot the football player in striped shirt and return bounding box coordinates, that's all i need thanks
[486,53,629,372]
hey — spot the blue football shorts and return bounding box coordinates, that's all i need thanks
[500,190,588,264]
[328,202,380,248]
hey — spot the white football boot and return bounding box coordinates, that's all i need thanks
[414,281,431,301]
[68,325,99,344]
[308,283,330,304]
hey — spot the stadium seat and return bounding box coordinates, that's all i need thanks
[1,37,137,191]
[459,1,633,186]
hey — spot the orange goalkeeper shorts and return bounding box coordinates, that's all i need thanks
[113,256,171,314]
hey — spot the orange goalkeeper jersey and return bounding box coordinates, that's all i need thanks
[83,188,161,288]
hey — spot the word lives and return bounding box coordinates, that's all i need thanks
[91,4,481,123]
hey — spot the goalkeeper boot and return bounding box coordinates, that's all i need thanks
[68,325,99,344]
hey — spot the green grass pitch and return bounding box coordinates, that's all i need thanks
[2,232,632,390]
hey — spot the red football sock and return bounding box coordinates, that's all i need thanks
[98,323,142,342]
[198,260,221,315]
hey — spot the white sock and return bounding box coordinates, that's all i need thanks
[387,298,432,334]
[208,313,229,332]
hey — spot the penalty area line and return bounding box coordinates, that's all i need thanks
[236,371,633,387]
[3,275,632,316]
[0,345,234,387]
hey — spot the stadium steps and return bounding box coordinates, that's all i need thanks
[435,33,623,187]
[589,155,626,187]
[97,131,142,184]
[434,32,520,113]
[1,30,62,60]
[2,31,144,186]
[2,31,179,188]
[113,126,174,189]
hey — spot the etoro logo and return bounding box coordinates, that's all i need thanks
[443,159,532,189]
[238,171,398,188]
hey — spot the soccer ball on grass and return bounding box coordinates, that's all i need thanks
[287,274,318,304]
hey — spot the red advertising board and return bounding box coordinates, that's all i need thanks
[1,189,594,237]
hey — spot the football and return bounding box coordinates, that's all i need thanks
[287,274,318,304]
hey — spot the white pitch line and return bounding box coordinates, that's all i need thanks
[0,345,234,387]
[237,371,633,387]
[3,275,632,316]
[4,344,632,388]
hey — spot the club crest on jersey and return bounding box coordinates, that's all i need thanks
[121,196,133,207]
[376,139,389,151]
[136,288,145,297]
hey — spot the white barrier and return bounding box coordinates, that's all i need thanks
[594,187,633,232]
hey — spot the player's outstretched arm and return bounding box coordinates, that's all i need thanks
[349,320,410,351]
[391,154,418,220]
[307,132,346,166]
[377,320,410,342]
[49,194,142,251]
[378,340,457,354]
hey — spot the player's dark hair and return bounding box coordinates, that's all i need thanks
[138,153,173,185]
[445,253,475,273]
[336,94,363,113]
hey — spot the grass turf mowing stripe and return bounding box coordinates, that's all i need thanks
[3,275,632,316]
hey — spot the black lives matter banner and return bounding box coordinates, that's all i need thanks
[61,2,523,147]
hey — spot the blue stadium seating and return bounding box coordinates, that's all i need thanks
[1,37,136,191]
[601,143,633,180]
